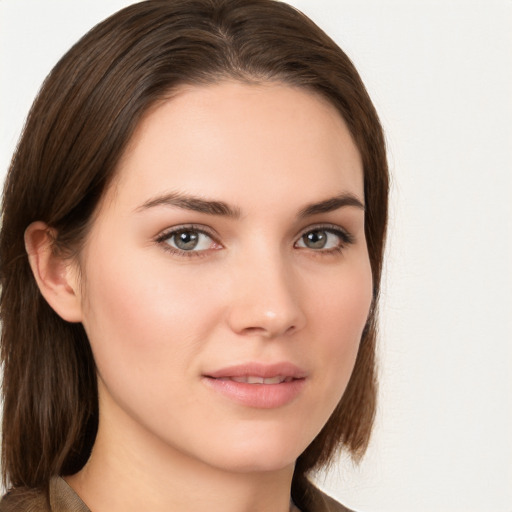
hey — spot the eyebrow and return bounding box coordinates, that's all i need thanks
[298,193,365,218]
[136,191,241,218]
[135,191,364,218]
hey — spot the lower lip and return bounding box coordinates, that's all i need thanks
[203,377,306,409]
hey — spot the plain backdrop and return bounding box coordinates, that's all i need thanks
[1,1,511,511]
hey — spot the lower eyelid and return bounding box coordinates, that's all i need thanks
[296,226,354,245]
[155,226,222,254]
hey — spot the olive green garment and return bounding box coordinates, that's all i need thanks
[0,476,354,512]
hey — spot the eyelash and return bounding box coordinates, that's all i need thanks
[155,224,219,258]
[295,223,355,255]
[155,223,355,258]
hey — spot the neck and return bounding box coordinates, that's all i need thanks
[66,390,296,512]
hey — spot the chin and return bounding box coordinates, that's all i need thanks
[211,449,299,474]
[189,425,311,474]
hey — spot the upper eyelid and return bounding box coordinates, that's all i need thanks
[295,223,352,238]
[155,225,221,257]
[155,224,219,242]
[154,222,354,249]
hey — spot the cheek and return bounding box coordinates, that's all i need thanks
[313,253,372,337]
[78,248,220,386]
[308,256,373,392]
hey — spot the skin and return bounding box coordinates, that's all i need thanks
[28,82,372,512]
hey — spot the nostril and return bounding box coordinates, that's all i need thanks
[284,325,296,336]
[241,324,296,338]
[242,326,268,335]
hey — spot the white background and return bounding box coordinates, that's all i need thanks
[1,1,511,511]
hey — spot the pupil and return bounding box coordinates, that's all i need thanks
[305,230,327,249]
[175,230,199,250]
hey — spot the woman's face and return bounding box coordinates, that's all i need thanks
[76,82,372,473]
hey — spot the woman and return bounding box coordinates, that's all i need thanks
[0,1,388,511]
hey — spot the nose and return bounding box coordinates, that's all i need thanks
[226,251,306,339]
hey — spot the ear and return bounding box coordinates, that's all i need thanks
[24,221,83,323]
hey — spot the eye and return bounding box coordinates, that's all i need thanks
[156,226,220,254]
[295,226,353,252]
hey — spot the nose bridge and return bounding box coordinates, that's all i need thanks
[226,244,305,338]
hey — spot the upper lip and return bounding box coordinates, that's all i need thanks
[204,362,307,380]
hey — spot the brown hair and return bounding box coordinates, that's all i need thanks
[0,0,388,506]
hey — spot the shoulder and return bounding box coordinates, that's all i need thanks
[0,477,89,512]
[311,488,355,512]
[0,487,50,512]
[303,482,356,512]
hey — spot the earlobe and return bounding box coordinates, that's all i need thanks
[24,221,83,323]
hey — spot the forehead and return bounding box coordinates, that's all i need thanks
[107,81,363,212]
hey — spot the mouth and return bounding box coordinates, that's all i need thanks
[204,361,307,380]
[202,362,307,408]
[215,375,296,384]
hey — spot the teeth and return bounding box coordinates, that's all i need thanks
[230,375,287,384]
[247,376,264,384]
